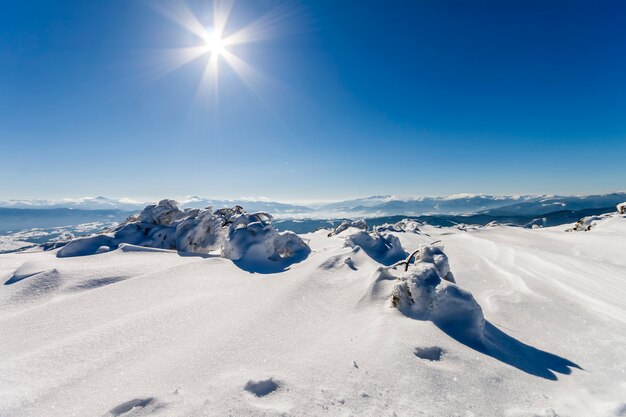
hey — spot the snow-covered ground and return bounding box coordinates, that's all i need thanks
[1,205,625,417]
[0,238,35,253]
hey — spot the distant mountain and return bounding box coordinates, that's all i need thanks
[313,193,626,217]
[478,193,626,216]
[273,206,622,233]
[0,207,134,234]
[179,196,313,214]
[0,197,146,211]
[1,193,624,220]
[0,196,313,215]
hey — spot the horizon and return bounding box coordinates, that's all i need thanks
[2,190,626,209]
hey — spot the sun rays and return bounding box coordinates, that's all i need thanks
[148,0,297,111]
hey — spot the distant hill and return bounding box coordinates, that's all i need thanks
[0,207,134,233]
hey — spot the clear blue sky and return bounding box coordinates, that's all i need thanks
[1,0,625,201]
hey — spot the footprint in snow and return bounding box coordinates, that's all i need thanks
[244,378,280,397]
[104,397,164,416]
[414,346,444,361]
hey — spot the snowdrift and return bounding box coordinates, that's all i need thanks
[389,243,580,380]
[57,200,310,271]
[391,245,484,343]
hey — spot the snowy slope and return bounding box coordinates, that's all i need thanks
[1,210,625,416]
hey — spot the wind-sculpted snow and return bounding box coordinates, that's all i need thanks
[4,217,622,416]
[391,246,485,343]
[343,230,407,265]
[57,200,310,270]
[390,244,580,380]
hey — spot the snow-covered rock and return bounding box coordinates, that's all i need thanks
[375,219,421,233]
[566,203,626,232]
[57,200,310,269]
[328,219,368,236]
[175,210,228,253]
[391,244,484,343]
[221,212,310,269]
[136,199,185,225]
[343,230,406,265]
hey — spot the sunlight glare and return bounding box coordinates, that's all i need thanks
[203,29,226,55]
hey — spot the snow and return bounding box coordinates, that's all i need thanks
[567,202,626,232]
[57,201,311,271]
[375,218,422,233]
[342,229,407,266]
[327,219,368,236]
[0,238,35,253]
[1,205,626,417]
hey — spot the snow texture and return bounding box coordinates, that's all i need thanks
[1,212,625,417]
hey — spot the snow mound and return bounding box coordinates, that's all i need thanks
[343,230,407,265]
[391,244,485,343]
[222,212,310,272]
[327,219,368,236]
[375,218,421,233]
[57,200,310,270]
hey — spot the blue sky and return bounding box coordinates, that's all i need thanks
[1,0,625,202]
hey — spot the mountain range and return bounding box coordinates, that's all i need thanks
[2,193,624,218]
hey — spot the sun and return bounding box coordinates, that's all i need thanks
[202,29,226,55]
[149,0,297,109]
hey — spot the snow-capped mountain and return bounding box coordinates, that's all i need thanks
[0,196,146,211]
[1,192,625,219]
[313,192,626,217]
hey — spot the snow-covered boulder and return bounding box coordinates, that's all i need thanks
[375,219,421,233]
[222,212,310,268]
[344,231,406,265]
[391,245,485,343]
[567,203,626,232]
[414,245,455,283]
[175,210,227,253]
[57,201,310,269]
[328,219,368,236]
[137,199,186,225]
